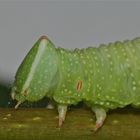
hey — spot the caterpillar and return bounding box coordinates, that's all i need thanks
[11,35,140,131]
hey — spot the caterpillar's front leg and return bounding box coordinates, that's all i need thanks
[92,106,107,131]
[46,100,55,109]
[58,104,68,127]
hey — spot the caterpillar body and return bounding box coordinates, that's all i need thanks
[11,36,140,131]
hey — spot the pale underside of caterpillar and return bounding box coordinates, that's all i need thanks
[11,36,140,131]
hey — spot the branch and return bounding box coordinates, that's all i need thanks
[0,107,139,140]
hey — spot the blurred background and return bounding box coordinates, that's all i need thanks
[0,1,140,107]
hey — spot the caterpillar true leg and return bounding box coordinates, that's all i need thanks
[58,104,68,127]
[46,103,55,109]
[91,106,107,131]
[15,101,22,109]
[46,100,55,109]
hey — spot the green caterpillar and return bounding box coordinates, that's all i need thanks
[11,36,140,131]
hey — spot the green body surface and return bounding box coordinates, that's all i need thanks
[54,38,140,110]
[12,36,140,110]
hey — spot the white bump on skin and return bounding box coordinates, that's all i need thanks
[97,94,100,97]
[132,49,135,53]
[100,102,104,105]
[102,76,105,80]
[64,89,68,92]
[89,64,92,67]
[133,86,136,91]
[60,50,64,54]
[85,70,88,74]
[96,62,99,66]
[94,56,97,60]
[90,70,93,74]
[92,51,96,54]
[106,95,109,99]
[114,50,117,54]
[110,61,113,65]
[119,101,123,104]
[95,101,98,104]
[83,92,86,96]
[117,55,120,59]
[45,70,48,73]
[118,78,121,82]
[123,52,126,56]
[80,56,83,59]
[131,73,134,77]
[83,60,86,64]
[68,100,71,104]
[62,84,66,88]
[87,89,90,92]
[89,78,91,82]
[106,102,110,105]
[127,63,130,67]
[104,48,108,52]
[111,96,115,100]
[107,54,111,58]
[97,84,99,87]
[132,81,136,85]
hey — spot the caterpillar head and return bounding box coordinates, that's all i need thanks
[11,36,59,109]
